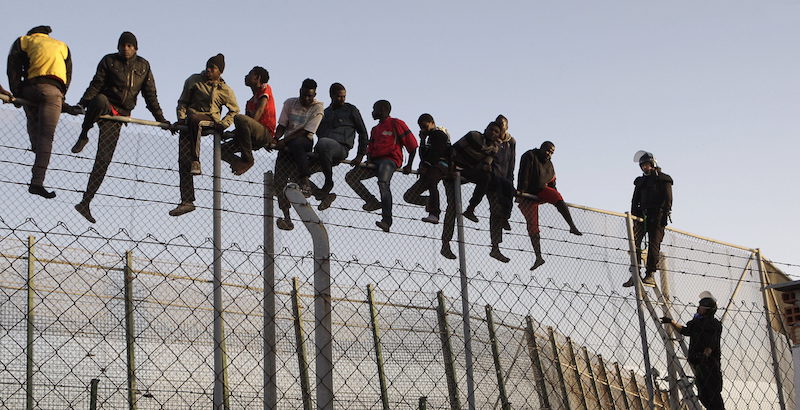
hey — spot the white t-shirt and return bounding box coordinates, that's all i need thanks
[278,97,324,140]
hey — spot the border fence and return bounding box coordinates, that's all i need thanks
[0,103,796,409]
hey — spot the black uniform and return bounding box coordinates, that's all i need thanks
[631,169,673,273]
[680,314,725,409]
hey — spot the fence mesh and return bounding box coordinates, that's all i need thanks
[0,103,795,409]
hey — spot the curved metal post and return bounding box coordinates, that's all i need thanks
[209,129,228,410]
[453,172,476,410]
[285,183,334,410]
[264,171,277,410]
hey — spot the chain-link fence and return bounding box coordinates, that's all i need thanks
[0,103,794,409]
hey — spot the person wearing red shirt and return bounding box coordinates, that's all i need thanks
[221,66,276,175]
[346,100,417,232]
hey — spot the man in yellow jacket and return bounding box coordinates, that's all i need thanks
[7,25,73,198]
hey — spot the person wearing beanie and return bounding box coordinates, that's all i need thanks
[72,31,170,223]
[661,292,725,409]
[623,151,674,287]
[170,54,239,217]
[7,25,74,199]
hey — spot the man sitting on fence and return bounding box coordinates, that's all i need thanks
[345,99,417,233]
[7,25,75,199]
[273,78,325,230]
[487,114,516,262]
[169,54,239,217]
[517,141,582,270]
[439,121,501,259]
[221,66,276,176]
[72,32,170,223]
[309,82,369,211]
[402,113,451,224]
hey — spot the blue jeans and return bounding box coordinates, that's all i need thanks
[345,158,397,225]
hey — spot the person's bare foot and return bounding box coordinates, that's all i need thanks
[231,159,253,176]
[530,258,546,271]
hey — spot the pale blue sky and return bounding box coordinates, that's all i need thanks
[5,0,799,273]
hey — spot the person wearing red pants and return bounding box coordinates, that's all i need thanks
[516,141,581,270]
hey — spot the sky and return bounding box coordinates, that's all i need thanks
[3,0,799,274]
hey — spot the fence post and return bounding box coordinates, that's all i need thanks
[597,355,617,410]
[263,171,277,410]
[614,363,632,410]
[485,305,510,410]
[624,212,656,410]
[582,346,602,408]
[292,277,313,410]
[89,378,100,410]
[757,248,788,410]
[452,172,476,410]
[525,316,550,409]
[658,256,680,410]
[367,284,390,410]
[436,291,462,410]
[124,251,138,410]
[209,128,228,410]
[418,396,428,410]
[26,235,35,410]
[565,338,588,409]
[285,183,334,410]
[629,370,646,410]
[547,327,571,410]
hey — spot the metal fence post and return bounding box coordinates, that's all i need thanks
[582,346,602,408]
[285,184,334,410]
[614,363,632,410]
[658,256,680,410]
[367,284,390,410]
[124,251,138,410]
[452,172,476,410]
[210,129,228,410]
[418,396,428,410]
[597,355,617,410]
[629,370,646,410]
[757,248,788,410]
[565,338,588,409]
[525,316,550,409]
[292,277,313,410]
[485,305,510,410]
[624,212,656,410]
[26,235,35,410]
[436,291,462,410]
[264,171,277,410]
[89,378,100,410]
[547,327,571,410]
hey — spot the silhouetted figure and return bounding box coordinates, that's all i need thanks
[487,114,516,262]
[403,113,451,224]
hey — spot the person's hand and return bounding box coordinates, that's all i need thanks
[350,155,363,167]
[402,164,413,174]
[703,347,712,358]
[63,103,84,116]
[661,211,671,227]
[158,120,172,132]
[274,139,286,151]
[660,316,672,324]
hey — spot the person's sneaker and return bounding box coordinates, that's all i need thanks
[530,258,546,271]
[74,202,96,223]
[622,277,635,288]
[462,209,478,223]
[375,220,391,232]
[642,273,656,287]
[362,200,381,212]
[490,248,510,263]
[440,244,457,260]
[276,218,294,231]
[71,137,89,154]
[190,161,202,175]
[569,227,583,236]
[28,184,56,199]
[168,202,196,216]
[318,193,336,211]
[421,214,439,224]
[503,220,511,231]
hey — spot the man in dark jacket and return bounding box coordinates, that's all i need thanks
[487,114,516,262]
[7,25,74,199]
[661,293,724,410]
[403,113,451,224]
[73,32,169,223]
[517,141,581,270]
[439,121,500,259]
[623,151,673,287]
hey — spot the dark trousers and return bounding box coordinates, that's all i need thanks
[403,163,447,216]
[224,114,271,163]
[313,138,349,193]
[694,361,725,410]
[287,137,313,179]
[80,94,123,203]
[488,175,514,246]
[275,138,314,211]
[22,83,63,186]
[634,210,665,273]
[442,168,491,243]
[178,113,214,203]
[346,158,397,225]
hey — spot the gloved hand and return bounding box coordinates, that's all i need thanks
[661,211,671,227]
[62,103,84,116]
[660,316,672,324]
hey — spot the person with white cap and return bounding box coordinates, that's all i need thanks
[623,151,673,287]
[661,292,725,410]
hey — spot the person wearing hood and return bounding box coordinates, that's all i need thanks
[7,25,73,199]
[623,151,673,287]
[487,114,516,263]
[73,31,170,223]
[516,141,582,270]
[661,293,724,410]
[169,54,239,217]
